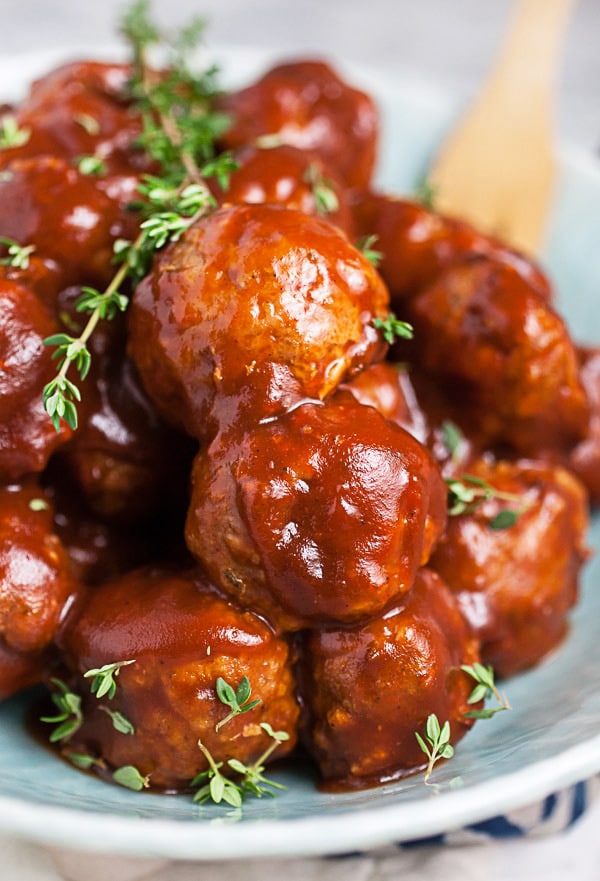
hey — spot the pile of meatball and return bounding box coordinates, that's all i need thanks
[0,54,595,794]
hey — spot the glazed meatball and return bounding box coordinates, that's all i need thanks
[403,256,588,456]
[42,456,174,586]
[298,568,479,787]
[0,157,136,292]
[58,567,299,791]
[342,362,429,440]
[429,459,589,678]
[0,639,47,701]
[129,202,389,438]
[567,346,600,504]
[218,60,378,189]
[211,144,354,235]
[341,362,479,473]
[0,254,64,310]
[51,292,195,522]
[353,192,552,302]
[0,278,71,480]
[0,61,149,179]
[0,482,78,699]
[186,391,447,631]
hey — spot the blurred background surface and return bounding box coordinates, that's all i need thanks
[2,0,599,149]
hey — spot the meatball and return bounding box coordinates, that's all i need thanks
[129,202,389,438]
[0,482,78,699]
[298,568,479,787]
[52,292,195,522]
[0,639,48,701]
[58,567,299,791]
[0,156,135,292]
[403,256,588,456]
[429,459,589,678]
[14,60,131,114]
[353,192,552,302]
[567,346,600,504]
[341,362,479,473]
[0,277,71,480]
[211,144,354,235]
[0,254,64,310]
[186,391,447,631]
[218,60,378,189]
[42,456,174,586]
[0,61,149,181]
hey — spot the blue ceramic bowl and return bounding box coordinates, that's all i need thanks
[0,46,599,860]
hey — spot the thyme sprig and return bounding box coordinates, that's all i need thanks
[193,741,244,808]
[40,678,83,743]
[228,723,290,798]
[445,474,529,529]
[303,162,339,216]
[415,177,436,210]
[83,659,136,699]
[356,234,383,268]
[415,713,454,783]
[193,722,289,807]
[440,419,465,464]
[462,663,511,719]
[0,114,30,150]
[42,0,233,432]
[215,675,262,731]
[373,312,414,345]
[0,236,35,269]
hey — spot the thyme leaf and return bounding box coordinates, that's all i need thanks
[356,234,383,268]
[83,659,136,700]
[0,114,30,150]
[215,675,262,731]
[113,764,150,791]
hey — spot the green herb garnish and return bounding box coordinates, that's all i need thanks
[74,114,101,136]
[193,722,289,807]
[75,155,107,176]
[415,177,437,210]
[83,659,136,700]
[445,474,528,528]
[462,663,511,719]
[113,764,150,791]
[98,706,136,735]
[356,233,383,268]
[373,313,414,345]
[303,162,339,215]
[440,420,464,463]
[0,114,30,150]
[0,236,35,269]
[42,0,233,432]
[28,497,49,512]
[215,676,262,731]
[40,678,83,743]
[415,714,454,782]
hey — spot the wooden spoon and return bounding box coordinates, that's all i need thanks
[428,0,576,255]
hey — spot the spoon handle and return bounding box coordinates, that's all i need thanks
[429,0,576,255]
